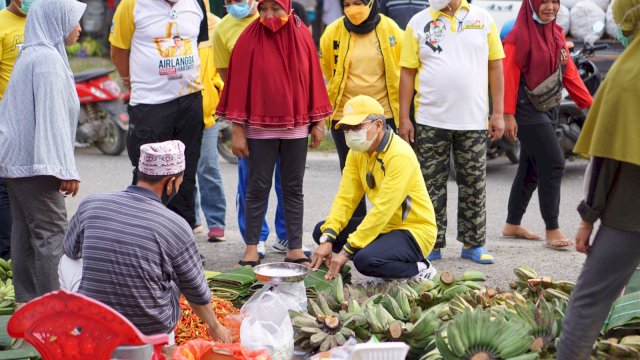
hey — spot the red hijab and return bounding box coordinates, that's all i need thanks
[504,0,565,89]
[215,0,333,129]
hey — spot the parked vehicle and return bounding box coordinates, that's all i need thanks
[557,22,607,159]
[74,68,128,156]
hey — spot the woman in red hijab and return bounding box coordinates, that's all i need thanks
[216,0,332,266]
[500,0,592,249]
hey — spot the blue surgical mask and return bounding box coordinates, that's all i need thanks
[19,0,35,14]
[226,1,253,19]
[616,26,634,48]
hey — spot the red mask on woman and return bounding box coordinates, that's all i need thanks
[261,14,290,32]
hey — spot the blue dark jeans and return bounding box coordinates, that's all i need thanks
[0,178,10,259]
[237,157,287,242]
[194,124,226,229]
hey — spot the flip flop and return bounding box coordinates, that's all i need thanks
[284,257,312,265]
[545,238,574,251]
[501,231,542,241]
[237,259,261,267]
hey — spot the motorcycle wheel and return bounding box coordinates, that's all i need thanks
[217,121,237,164]
[96,120,127,156]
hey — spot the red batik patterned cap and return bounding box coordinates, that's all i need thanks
[138,140,186,176]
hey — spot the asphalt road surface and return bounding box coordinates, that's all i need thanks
[68,146,591,287]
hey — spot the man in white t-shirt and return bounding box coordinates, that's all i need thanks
[110,0,208,229]
[398,0,505,264]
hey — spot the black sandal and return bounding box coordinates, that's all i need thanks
[238,259,261,267]
[284,257,311,265]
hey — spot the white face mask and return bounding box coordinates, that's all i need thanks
[430,0,451,11]
[345,122,377,152]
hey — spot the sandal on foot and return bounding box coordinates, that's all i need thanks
[284,257,312,265]
[237,259,261,267]
[501,231,542,241]
[545,239,573,251]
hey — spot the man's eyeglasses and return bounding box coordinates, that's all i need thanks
[341,120,373,132]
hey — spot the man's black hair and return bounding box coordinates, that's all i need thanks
[137,171,184,185]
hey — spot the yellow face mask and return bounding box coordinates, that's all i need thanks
[344,1,372,25]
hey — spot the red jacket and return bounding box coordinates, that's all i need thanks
[503,42,593,115]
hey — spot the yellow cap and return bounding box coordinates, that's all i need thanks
[336,95,384,129]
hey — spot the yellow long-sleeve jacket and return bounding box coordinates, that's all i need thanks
[198,11,224,129]
[321,130,437,257]
[319,15,403,126]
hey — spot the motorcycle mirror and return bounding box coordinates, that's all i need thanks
[592,21,605,34]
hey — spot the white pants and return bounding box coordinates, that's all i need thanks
[57,255,176,346]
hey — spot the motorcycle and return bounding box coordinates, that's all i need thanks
[74,68,129,156]
[217,119,237,164]
[557,21,607,159]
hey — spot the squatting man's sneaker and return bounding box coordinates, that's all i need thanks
[271,239,312,257]
[413,260,438,281]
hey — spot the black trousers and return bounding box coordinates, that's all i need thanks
[330,119,397,218]
[507,122,565,230]
[313,219,424,279]
[245,137,308,249]
[127,92,204,228]
[0,178,11,259]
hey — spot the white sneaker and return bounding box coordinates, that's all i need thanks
[192,225,205,235]
[257,241,266,259]
[272,239,312,257]
[413,261,438,281]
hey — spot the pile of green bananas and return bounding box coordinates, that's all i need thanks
[428,307,537,360]
[594,336,640,359]
[0,278,16,314]
[510,265,575,303]
[512,298,564,354]
[417,271,488,308]
[0,258,13,282]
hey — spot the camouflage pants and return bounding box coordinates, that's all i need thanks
[415,125,487,249]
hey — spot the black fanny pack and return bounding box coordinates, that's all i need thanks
[524,64,563,112]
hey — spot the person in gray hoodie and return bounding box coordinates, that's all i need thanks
[0,0,86,303]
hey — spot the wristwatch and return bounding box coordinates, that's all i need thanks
[319,234,333,244]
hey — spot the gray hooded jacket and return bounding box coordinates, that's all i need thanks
[0,0,86,180]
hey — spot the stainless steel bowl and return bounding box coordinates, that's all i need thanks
[253,262,308,283]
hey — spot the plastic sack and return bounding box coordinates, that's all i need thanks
[172,340,272,360]
[605,3,618,38]
[240,288,294,360]
[557,5,571,35]
[570,1,606,40]
[590,0,610,11]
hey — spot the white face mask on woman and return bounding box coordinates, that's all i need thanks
[345,122,378,152]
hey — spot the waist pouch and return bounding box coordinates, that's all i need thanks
[524,66,563,112]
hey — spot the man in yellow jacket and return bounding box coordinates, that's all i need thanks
[310,95,437,280]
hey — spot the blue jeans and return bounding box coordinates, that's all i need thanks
[0,178,10,259]
[237,157,286,242]
[194,124,226,229]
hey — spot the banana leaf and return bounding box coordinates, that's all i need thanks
[207,267,256,289]
[603,292,640,335]
[304,264,351,298]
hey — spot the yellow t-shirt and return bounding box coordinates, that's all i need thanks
[334,31,393,120]
[199,12,224,128]
[0,9,26,100]
[212,13,259,69]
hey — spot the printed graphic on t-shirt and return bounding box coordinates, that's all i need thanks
[10,34,23,53]
[155,22,195,80]
[423,20,446,53]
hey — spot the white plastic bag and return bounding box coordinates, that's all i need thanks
[570,1,606,40]
[240,287,295,360]
[605,2,618,38]
[557,5,571,35]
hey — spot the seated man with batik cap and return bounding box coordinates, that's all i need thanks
[310,95,438,281]
[58,140,230,343]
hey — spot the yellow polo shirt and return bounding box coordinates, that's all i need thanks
[321,130,437,257]
[0,9,26,100]
[400,1,504,130]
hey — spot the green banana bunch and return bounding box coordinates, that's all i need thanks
[435,307,535,360]
[514,265,539,282]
